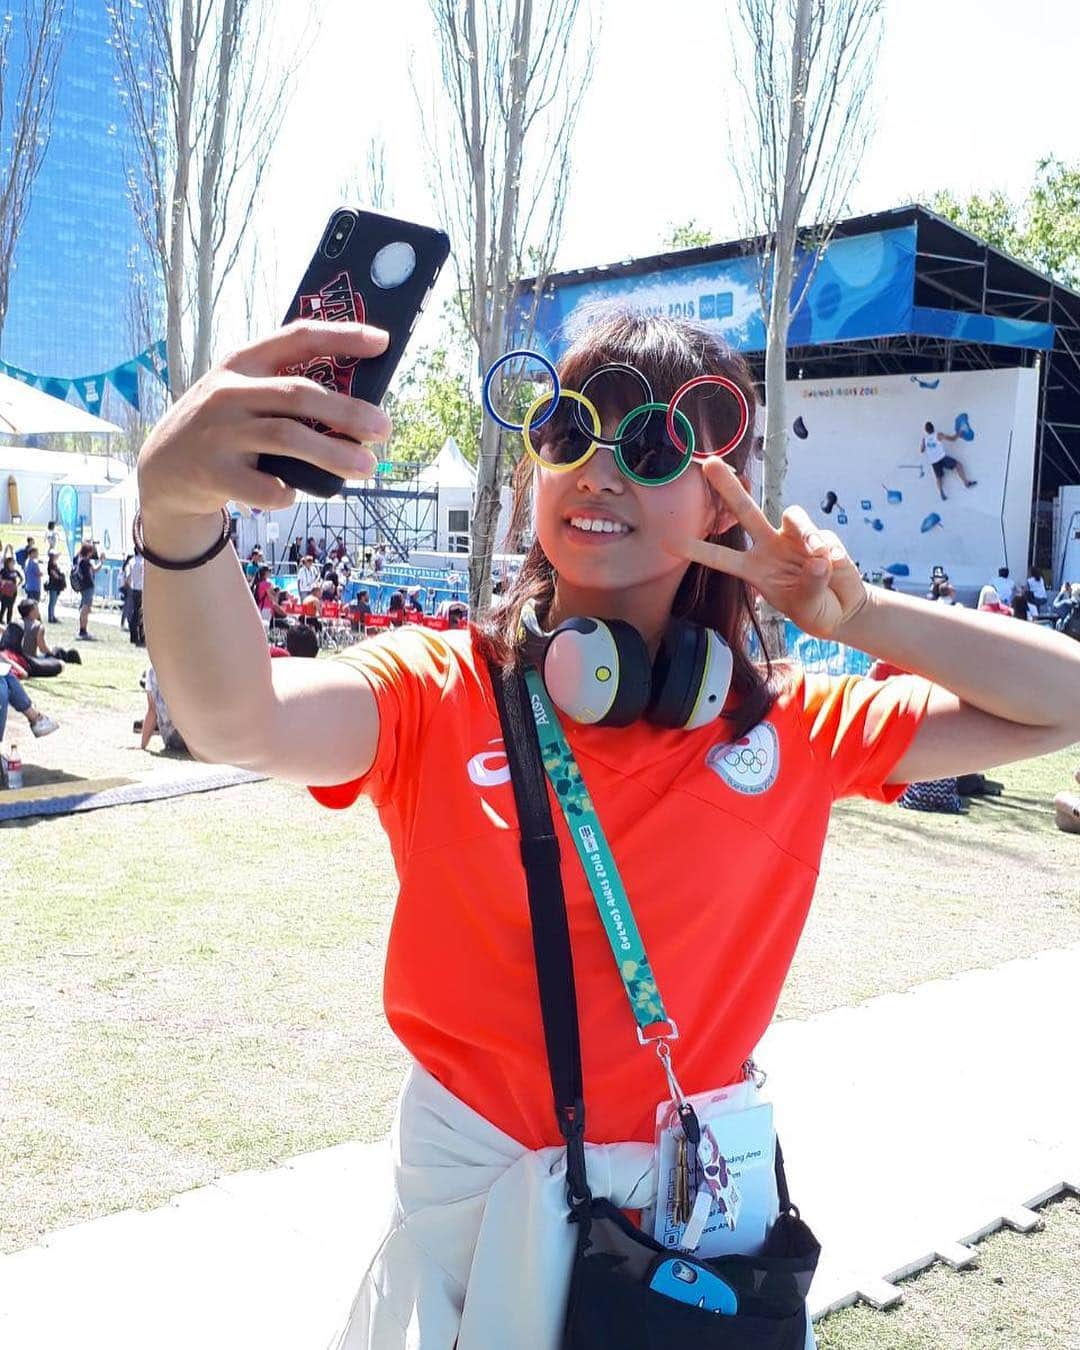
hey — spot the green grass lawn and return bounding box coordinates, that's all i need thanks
[2,621,1078,1346]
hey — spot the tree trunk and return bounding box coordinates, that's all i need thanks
[192,0,239,384]
[166,0,196,397]
[757,0,812,657]
[467,0,531,614]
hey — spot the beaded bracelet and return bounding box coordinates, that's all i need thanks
[133,506,232,571]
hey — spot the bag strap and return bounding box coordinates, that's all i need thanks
[487,658,591,1209]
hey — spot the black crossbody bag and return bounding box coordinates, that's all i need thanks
[489,661,821,1349]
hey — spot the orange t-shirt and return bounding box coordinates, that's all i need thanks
[310,628,932,1149]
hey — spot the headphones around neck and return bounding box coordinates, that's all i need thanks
[518,600,733,729]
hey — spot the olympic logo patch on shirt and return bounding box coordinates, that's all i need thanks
[705,722,780,795]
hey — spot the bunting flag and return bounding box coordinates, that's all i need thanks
[0,341,170,413]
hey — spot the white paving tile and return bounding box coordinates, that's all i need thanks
[2,943,1078,1345]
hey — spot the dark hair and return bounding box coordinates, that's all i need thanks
[48,519,56,529]
[474,310,777,738]
[18,597,36,618]
[387,590,405,612]
[998,567,1009,579]
[256,565,270,581]
[285,624,319,658]
[924,421,934,433]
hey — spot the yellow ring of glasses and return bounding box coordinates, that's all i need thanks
[521,388,603,473]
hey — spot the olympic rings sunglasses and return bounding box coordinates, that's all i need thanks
[483,351,751,488]
[522,391,697,486]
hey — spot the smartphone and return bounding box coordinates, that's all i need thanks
[648,1258,738,1314]
[258,208,451,498]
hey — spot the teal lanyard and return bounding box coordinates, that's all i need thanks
[522,666,676,1044]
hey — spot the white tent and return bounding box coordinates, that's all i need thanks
[91,469,140,558]
[0,371,122,436]
[1,444,125,526]
[418,436,476,489]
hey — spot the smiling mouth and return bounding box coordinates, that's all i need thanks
[566,516,632,537]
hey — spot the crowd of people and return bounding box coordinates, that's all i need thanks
[240,534,470,642]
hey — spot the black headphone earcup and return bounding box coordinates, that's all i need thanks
[648,621,704,729]
[592,619,652,725]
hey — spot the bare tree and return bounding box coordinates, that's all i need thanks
[109,0,303,399]
[731,0,883,544]
[0,0,67,339]
[422,0,595,610]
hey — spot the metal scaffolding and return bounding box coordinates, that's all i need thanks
[279,469,438,563]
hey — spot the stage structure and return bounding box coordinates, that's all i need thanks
[271,464,438,564]
[514,205,1080,578]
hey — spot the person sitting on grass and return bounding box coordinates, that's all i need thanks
[18,599,80,665]
[139,664,187,754]
[0,662,58,742]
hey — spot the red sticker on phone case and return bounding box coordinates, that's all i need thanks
[281,270,367,431]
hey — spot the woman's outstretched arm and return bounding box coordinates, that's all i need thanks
[668,460,1080,783]
[139,321,391,786]
[836,587,1080,782]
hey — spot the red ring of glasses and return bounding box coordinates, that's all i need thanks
[665,374,750,459]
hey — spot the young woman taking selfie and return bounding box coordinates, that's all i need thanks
[137,312,1080,1350]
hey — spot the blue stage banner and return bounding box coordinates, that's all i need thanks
[516,226,918,361]
[909,305,1054,351]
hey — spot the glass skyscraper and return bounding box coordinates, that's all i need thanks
[1,0,162,383]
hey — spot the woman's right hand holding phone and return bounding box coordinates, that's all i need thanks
[137,321,391,554]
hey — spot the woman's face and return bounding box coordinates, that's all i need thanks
[532,412,721,599]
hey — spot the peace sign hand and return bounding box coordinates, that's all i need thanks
[666,459,869,640]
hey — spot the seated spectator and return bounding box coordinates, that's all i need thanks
[977,583,1011,615]
[250,565,281,622]
[139,664,187,754]
[0,660,58,742]
[446,602,468,630]
[350,589,373,633]
[1055,583,1080,640]
[1011,585,1037,622]
[268,589,292,633]
[320,570,339,601]
[301,593,322,631]
[406,585,424,617]
[387,590,406,628]
[285,624,319,658]
[1027,568,1048,612]
[1052,580,1076,617]
[17,600,79,665]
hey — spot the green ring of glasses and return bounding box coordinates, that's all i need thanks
[612,403,696,486]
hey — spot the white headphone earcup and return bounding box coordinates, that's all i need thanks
[683,628,734,729]
[544,618,649,725]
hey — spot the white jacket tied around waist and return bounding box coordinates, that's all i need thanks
[330,1062,813,1350]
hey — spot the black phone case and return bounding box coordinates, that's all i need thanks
[257,208,450,498]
